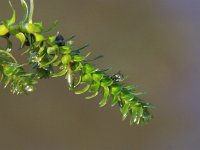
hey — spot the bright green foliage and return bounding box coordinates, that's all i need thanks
[0,0,153,125]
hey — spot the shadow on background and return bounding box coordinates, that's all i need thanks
[0,0,200,150]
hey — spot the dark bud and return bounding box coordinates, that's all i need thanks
[55,33,65,46]
[111,71,124,82]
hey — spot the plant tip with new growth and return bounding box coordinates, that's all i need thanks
[0,0,153,125]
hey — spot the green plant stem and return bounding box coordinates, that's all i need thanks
[29,0,34,23]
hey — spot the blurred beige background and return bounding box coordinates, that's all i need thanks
[0,0,200,150]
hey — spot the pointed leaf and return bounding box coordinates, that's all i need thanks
[111,95,119,107]
[130,107,138,125]
[20,0,28,23]
[38,45,46,54]
[73,44,89,53]
[5,1,16,26]
[85,92,98,100]
[99,86,110,107]
[51,68,67,77]
[42,20,59,33]
[73,55,85,62]
[121,89,134,101]
[75,84,90,95]
[125,85,137,90]
[16,32,26,48]
[132,91,145,96]
[4,77,12,88]
[40,55,58,67]
[121,103,130,120]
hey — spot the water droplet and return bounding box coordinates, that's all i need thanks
[25,85,33,92]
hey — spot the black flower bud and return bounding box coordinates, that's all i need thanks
[55,33,65,46]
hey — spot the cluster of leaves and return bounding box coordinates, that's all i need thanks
[0,0,153,125]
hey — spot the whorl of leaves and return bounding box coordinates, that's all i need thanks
[0,0,153,125]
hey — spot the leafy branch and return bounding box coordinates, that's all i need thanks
[0,0,153,125]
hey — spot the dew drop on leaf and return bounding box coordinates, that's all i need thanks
[25,85,33,92]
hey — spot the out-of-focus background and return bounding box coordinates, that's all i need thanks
[0,0,200,150]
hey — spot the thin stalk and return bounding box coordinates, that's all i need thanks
[29,0,34,23]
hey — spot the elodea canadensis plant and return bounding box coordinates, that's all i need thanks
[0,0,153,125]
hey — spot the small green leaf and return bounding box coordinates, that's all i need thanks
[40,55,58,67]
[101,77,113,87]
[92,71,104,82]
[130,107,138,125]
[132,91,145,96]
[15,32,26,48]
[51,68,67,77]
[0,25,9,36]
[121,89,134,101]
[61,54,71,65]
[99,86,110,107]
[85,92,98,100]
[90,81,100,92]
[7,25,19,35]
[125,85,137,90]
[34,33,44,42]
[73,55,85,62]
[3,64,16,76]
[83,63,96,74]
[75,84,90,94]
[60,46,71,54]
[136,106,143,124]
[72,62,82,72]
[47,46,57,54]
[20,0,28,23]
[111,84,122,95]
[26,23,42,33]
[48,36,56,43]
[130,105,144,125]
[121,103,130,120]
[82,73,92,83]
[4,77,12,88]
[38,45,46,54]
[111,95,119,107]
